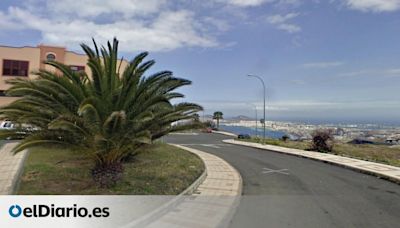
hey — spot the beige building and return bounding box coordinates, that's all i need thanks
[0,44,127,106]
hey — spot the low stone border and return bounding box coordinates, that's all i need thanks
[224,139,400,184]
[0,142,28,194]
[125,144,242,228]
[173,144,242,196]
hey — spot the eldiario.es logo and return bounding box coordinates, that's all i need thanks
[8,204,109,218]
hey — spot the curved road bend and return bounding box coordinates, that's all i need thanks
[165,133,400,228]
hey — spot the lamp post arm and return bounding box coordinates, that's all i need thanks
[247,74,266,141]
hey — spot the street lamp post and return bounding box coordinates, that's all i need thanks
[247,74,266,141]
[248,103,258,138]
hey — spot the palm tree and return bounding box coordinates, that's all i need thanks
[148,103,203,140]
[213,111,223,130]
[193,113,200,122]
[0,38,202,187]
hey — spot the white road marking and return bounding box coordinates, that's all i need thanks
[202,144,221,148]
[179,143,231,148]
[262,167,290,175]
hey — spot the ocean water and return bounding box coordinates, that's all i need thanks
[219,125,286,139]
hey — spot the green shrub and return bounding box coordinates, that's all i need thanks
[281,135,289,142]
[310,129,334,152]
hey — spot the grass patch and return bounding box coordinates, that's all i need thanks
[239,138,400,167]
[17,143,205,195]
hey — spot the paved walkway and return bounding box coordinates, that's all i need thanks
[224,139,400,183]
[0,142,28,194]
[142,144,242,228]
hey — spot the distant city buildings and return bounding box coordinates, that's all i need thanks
[220,119,400,143]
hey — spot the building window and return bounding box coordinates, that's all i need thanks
[70,65,85,72]
[2,59,29,77]
[46,53,56,61]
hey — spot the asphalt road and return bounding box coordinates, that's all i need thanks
[165,133,400,228]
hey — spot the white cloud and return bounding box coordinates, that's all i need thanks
[46,0,166,18]
[203,17,231,32]
[302,61,344,68]
[338,70,370,77]
[217,0,274,7]
[344,0,400,12]
[194,100,289,112]
[262,100,400,111]
[207,99,389,112]
[194,99,400,117]
[337,68,400,77]
[267,13,299,23]
[385,68,400,75]
[1,2,222,52]
[0,0,308,51]
[223,0,302,7]
[277,23,302,33]
[267,13,302,33]
[0,11,25,30]
[277,0,302,5]
[213,0,302,7]
[271,100,342,107]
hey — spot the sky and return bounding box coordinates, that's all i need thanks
[0,0,400,124]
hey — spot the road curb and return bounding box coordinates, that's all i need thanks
[0,142,28,195]
[10,149,29,194]
[123,145,208,228]
[223,139,400,184]
[173,144,243,228]
[212,130,237,137]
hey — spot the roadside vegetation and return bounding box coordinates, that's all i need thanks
[213,111,223,130]
[238,134,400,167]
[17,143,204,195]
[0,38,203,189]
[310,129,334,153]
[203,120,216,129]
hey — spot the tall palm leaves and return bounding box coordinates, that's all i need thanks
[213,111,223,130]
[0,38,202,186]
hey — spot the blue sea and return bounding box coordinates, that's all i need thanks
[219,125,286,139]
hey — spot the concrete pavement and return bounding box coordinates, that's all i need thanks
[0,142,28,194]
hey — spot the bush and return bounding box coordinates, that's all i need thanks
[203,120,216,129]
[281,135,289,142]
[310,129,334,152]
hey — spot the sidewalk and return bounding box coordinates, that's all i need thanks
[141,144,242,228]
[224,139,400,184]
[0,142,28,194]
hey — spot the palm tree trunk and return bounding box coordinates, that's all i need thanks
[92,162,124,188]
